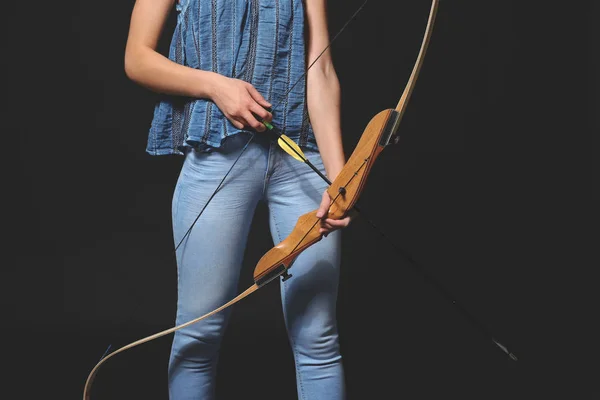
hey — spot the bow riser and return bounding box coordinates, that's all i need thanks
[253,109,399,284]
[253,212,324,284]
[326,109,401,209]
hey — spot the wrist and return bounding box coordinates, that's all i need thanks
[192,70,223,100]
[325,156,346,181]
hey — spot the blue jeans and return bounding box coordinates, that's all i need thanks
[169,133,345,399]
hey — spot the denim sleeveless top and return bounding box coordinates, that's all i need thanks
[146,0,317,156]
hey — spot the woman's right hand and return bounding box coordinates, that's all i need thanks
[210,76,273,132]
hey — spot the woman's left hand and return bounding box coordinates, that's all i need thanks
[315,190,353,236]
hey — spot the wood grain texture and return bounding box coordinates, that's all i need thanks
[253,109,393,282]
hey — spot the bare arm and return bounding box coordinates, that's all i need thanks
[305,0,352,233]
[124,0,271,129]
[124,0,219,98]
[304,0,345,180]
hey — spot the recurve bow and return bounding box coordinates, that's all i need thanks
[83,1,515,398]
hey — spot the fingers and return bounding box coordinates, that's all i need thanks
[243,111,267,131]
[315,191,353,236]
[319,217,351,235]
[239,84,272,131]
[250,102,272,123]
[229,103,271,132]
[247,84,272,109]
[230,117,245,130]
[214,77,274,131]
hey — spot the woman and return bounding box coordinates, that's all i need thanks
[124,0,351,398]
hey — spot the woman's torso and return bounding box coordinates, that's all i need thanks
[147,0,317,156]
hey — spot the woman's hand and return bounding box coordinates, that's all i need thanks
[315,190,353,236]
[210,76,273,131]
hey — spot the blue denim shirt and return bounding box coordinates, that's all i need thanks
[146,0,317,156]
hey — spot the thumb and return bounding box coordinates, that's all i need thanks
[315,191,330,218]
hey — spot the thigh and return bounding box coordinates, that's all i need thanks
[266,149,342,333]
[172,134,268,319]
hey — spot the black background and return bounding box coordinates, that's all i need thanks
[3,1,595,399]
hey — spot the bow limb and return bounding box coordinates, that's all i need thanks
[395,0,439,114]
[82,284,259,400]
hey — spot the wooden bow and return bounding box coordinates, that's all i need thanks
[258,0,439,284]
[83,1,440,398]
